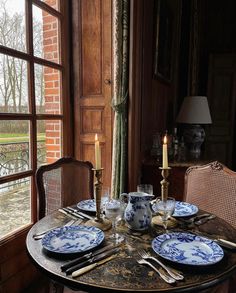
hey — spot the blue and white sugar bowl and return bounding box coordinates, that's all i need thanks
[124,192,153,231]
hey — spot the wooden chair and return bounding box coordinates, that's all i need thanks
[35,157,94,293]
[184,161,236,293]
[184,161,236,229]
[36,157,94,220]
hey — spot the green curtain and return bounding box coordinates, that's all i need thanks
[111,0,129,198]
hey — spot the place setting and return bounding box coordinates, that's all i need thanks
[131,136,236,282]
[38,220,122,277]
[34,136,125,278]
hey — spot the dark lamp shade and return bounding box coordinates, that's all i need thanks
[176,96,212,124]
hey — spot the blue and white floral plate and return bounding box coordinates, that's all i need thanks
[152,232,224,266]
[77,199,108,212]
[172,201,198,217]
[42,225,104,254]
[77,199,96,212]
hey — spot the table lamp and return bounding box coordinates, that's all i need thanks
[176,96,212,159]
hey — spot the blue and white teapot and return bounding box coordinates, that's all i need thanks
[123,192,153,231]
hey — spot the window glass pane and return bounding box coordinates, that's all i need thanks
[0,54,29,113]
[37,120,61,166]
[0,120,30,176]
[33,5,60,64]
[35,64,61,114]
[0,0,26,52]
[41,0,59,11]
[0,177,31,240]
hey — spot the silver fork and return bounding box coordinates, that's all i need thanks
[139,250,184,280]
[179,213,211,225]
[33,219,78,240]
[194,214,216,225]
[136,257,176,284]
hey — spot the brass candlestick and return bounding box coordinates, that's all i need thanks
[152,167,177,228]
[160,167,171,201]
[85,168,111,231]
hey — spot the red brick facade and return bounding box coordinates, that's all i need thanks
[43,0,60,163]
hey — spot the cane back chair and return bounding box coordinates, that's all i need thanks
[36,157,94,220]
[184,161,236,229]
[184,161,236,293]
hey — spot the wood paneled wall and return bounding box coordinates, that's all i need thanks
[140,0,182,163]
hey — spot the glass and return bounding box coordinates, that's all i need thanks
[0,177,31,239]
[0,54,29,113]
[37,120,61,166]
[101,186,110,212]
[137,184,153,195]
[105,199,124,244]
[0,0,26,52]
[33,5,60,64]
[34,64,61,114]
[154,197,176,230]
[119,193,128,224]
[0,120,30,176]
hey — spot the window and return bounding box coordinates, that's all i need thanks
[0,0,70,240]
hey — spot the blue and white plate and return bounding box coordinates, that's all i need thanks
[77,198,109,212]
[152,232,224,266]
[172,201,198,217]
[42,225,104,254]
[77,199,96,212]
[152,201,198,217]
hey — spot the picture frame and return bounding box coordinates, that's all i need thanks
[153,0,173,82]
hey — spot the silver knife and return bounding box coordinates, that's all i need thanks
[61,243,119,271]
[62,207,85,220]
[58,208,78,219]
[194,231,236,250]
[65,247,120,275]
[72,255,116,278]
[217,238,236,249]
[66,207,94,220]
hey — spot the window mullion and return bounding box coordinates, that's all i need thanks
[26,0,37,222]
[26,0,36,169]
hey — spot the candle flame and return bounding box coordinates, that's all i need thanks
[95,133,98,141]
[164,135,167,144]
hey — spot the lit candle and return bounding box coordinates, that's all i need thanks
[95,133,101,169]
[162,135,168,168]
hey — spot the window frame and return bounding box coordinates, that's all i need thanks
[0,0,72,243]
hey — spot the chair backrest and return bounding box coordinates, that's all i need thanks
[36,157,94,219]
[184,161,236,229]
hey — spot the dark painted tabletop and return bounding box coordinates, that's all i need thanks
[26,210,236,293]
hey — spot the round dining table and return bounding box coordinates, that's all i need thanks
[26,209,236,292]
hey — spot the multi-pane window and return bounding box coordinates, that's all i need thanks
[0,0,69,240]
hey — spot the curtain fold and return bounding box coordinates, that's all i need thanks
[111,0,129,198]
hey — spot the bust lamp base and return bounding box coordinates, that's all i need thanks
[183,124,205,159]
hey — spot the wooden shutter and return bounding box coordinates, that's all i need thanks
[72,0,112,188]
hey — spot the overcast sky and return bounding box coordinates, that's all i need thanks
[4,0,41,20]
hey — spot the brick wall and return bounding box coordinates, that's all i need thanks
[43,0,60,164]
